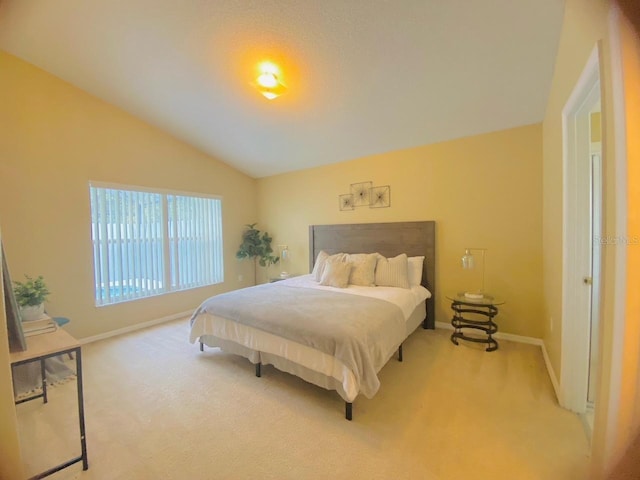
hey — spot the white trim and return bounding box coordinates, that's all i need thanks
[541,341,563,405]
[435,321,454,330]
[560,44,601,413]
[79,309,193,345]
[580,404,595,443]
[435,321,542,345]
[492,331,542,346]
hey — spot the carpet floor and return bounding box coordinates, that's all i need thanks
[16,319,590,480]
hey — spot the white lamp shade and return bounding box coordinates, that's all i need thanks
[461,247,487,298]
[461,249,475,269]
[279,245,290,277]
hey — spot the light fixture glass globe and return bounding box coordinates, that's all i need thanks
[257,72,278,88]
[254,66,287,100]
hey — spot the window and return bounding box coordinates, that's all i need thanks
[89,183,223,306]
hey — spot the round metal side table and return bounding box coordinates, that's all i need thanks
[447,293,505,352]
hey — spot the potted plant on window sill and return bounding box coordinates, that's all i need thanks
[236,223,279,285]
[13,275,50,321]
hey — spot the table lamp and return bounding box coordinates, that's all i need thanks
[278,245,290,278]
[461,248,487,299]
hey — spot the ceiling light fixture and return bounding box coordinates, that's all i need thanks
[255,63,287,100]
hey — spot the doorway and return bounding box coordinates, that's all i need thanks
[560,46,603,435]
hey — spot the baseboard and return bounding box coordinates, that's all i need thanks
[435,321,542,345]
[435,321,561,403]
[435,321,454,331]
[540,340,563,405]
[79,310,193,345]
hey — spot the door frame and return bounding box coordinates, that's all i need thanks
[561,45,602,413]
[588,149,602,405]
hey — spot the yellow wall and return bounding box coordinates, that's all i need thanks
[591,112,602,143]
[0,51,258,339]
[258,124,543,337]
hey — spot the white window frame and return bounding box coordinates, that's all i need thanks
[89,182,224,306]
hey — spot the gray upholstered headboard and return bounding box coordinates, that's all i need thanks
[308,221,436,329]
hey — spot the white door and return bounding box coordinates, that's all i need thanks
[560,46,602,419]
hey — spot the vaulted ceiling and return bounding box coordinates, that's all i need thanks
[0,1,565,178]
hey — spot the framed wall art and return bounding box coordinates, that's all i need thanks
[338,181,391,211]
[369,185,390,208]
[350,181,372,207]
[339,194,355,211]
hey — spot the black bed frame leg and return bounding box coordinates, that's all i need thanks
[255,363,261,377]
[345,402,353,421]
[199,341,204,352]
[398,344,403,362]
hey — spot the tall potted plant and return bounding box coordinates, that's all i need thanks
[13,275,50,321]
[236,223,279,284]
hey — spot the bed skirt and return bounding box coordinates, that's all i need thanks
[197,301,426,403]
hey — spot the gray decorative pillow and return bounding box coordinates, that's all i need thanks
[319,260,352,288]
[345,253,377,287]
[374,253,410,289]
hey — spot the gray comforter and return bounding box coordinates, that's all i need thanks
[190,283,406,398]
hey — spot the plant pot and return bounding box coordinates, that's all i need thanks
[20,304,45,321]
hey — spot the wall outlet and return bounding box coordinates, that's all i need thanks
[238,274,243,282]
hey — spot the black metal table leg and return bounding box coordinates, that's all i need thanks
[75,347,88,470]
[345,402,352,421]
[40,358,48,404]
[450,300,500,352]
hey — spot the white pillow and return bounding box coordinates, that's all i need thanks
[408,256,425,287]
[374,253,410,289]
[312,251,345,282]
[311,251,329,280]
[319,260,352,288]
[344,253,377,287]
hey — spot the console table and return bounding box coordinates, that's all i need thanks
[10,329,88,479]
[447,293,504,352]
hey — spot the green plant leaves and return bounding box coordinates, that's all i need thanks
[236,223,279,267]
[13,275,50,307]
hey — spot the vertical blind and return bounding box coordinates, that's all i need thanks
[90,185,223,306]
[168,194,223,290]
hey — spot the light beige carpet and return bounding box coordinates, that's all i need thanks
[16,320,590,480]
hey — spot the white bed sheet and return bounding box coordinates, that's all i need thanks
[279,274,430,319]
[189,275,431,401]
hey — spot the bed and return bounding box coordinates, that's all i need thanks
[189,221,436,420]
